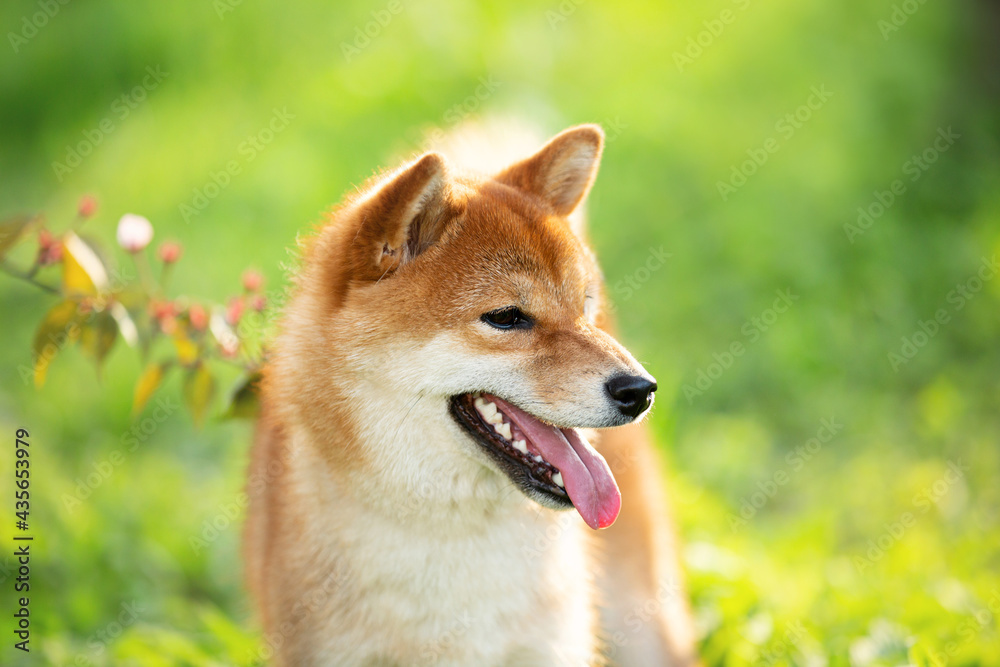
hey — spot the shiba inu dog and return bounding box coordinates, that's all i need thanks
[244,123,698,666]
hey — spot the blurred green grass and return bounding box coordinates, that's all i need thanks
[1,0,999,664]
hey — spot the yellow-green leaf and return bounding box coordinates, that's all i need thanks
[0,215,36,260]
[223,372,262,420]
[183,363,216,427]
[173,334,199,366]
[132,362,167,416]
[62,232,109,297]
[78,310,119,369]
[32,300,81,387]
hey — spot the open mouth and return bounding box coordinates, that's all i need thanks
[450,393,621,529]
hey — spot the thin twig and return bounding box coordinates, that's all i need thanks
[205,351,259,373]
[0,262,60,295]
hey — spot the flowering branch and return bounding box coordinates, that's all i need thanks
[0,195,268,425]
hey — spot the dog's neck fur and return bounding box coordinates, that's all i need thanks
[273,410,603,666]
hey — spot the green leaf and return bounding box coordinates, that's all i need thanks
[32,300,81,387]
[223,371,262,420]
[132,362,168,416]
[0,215,36,260]
[183,362,216,427]
[194,604,260,660]
[78,310,118,370]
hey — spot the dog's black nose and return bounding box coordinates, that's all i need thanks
[605,374,657,419]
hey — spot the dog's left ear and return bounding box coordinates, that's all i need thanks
[495,124,604,217]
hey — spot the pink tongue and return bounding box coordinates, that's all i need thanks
[490,397,621,529]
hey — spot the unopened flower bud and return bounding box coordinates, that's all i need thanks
[226,297,245,326]
[78,194,98,218]
[158,241,183,264]
[188,304,209,332]
[242,269,264,292]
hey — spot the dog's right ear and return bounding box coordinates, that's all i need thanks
[495,124,604,218]
[348,152,448,282]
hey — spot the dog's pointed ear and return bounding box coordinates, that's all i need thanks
[351,152,448,280]
[495,124,604,217]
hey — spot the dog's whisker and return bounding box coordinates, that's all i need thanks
[388,391,425,446]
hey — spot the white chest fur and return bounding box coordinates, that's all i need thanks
[281,426,601,667]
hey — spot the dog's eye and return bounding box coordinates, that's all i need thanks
[481,306,532,330]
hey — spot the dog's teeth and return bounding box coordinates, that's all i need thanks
[532,454,543,463]
[476,400,500,422]
[496,422,512,440]
[513,439,528,453]
[553,472,564,488]
[487,412,504,425]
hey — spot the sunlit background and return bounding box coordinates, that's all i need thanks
[1,0,999,664]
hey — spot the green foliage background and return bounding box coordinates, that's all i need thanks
[1,0,998,664]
